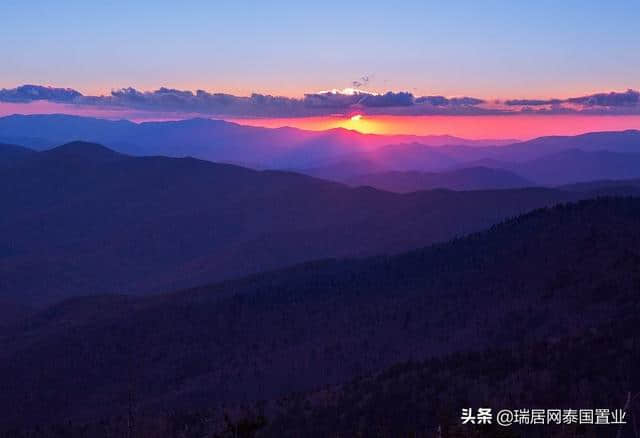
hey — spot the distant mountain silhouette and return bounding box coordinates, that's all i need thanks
[361,142,461,171]
[43,140,124,162]
[459,149,640,185]
[561,177,640,193]
[296,130,640,183]
[499,129,640,159]
[346,166,533,192]
[440,129,640,163]
[0,114,510,168]
[509,149,640,185]
[296,158,386,181]
[0,114,137,149]
[298,143,462,180]
[1,141,586,308]
[0,142,35,166]
[3,115,640,184]
[1,198,639,430]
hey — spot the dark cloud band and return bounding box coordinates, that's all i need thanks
[1,84,639,117]
[504,89,640,110]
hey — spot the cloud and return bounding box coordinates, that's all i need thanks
[449,96,485,106]
[504,98,562,106]
[0,85,82,103]
[301,90,414,109]
[361,91,414,107]
[566,89,640,107]
[303,91,363,109]
[80,87,309,117]
[302,90,479,110]
[1,84,639,117]
[415,95,448,106]
[503,90,640,113]
[414,95,485,106]
[109,87,243,110]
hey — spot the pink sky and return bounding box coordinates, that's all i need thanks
[229,114,640,140]
[2,101,640,140]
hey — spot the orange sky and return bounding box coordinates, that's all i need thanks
[229,114,640,140]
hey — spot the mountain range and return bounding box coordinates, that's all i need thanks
[1,140,590,310]
[3,115,640,187]
[339,149,640,191]
[2,198,639,433]
[3,115,640,436]
[0,114,511,168]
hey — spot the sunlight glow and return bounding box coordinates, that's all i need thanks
[227,114,640,140]
[315,88,376,96]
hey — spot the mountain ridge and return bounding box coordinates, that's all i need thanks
[345,166,533,192]
[2,141,586,308]
[0,114,512,167]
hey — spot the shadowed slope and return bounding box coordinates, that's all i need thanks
[346,166,533,192]
[1,198,639,429]
[0,142,585,306]
[0,142,35,166]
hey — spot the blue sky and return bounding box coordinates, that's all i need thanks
[1,0,639,98]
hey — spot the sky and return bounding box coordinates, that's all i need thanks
[1,0,640,138]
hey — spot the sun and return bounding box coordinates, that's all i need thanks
[341,113,380,134]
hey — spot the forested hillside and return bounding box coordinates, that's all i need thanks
[2,198,639,436]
